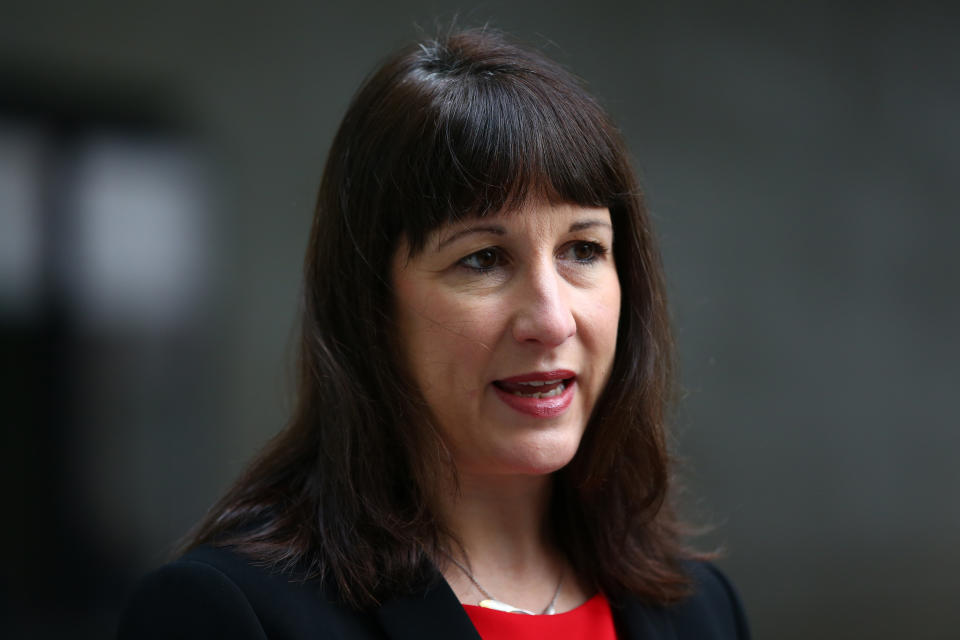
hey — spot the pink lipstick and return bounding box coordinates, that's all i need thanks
[493,370,576,417]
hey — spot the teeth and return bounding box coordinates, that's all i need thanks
[517,380,549,387]
[512,381,566,398]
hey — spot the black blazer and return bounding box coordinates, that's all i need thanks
[118,545,750,639]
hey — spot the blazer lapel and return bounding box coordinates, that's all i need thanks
[612,596,678,640]
[376,573,677,640]
[376,575,482,640]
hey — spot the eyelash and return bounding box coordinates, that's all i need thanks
[457,241,609,274]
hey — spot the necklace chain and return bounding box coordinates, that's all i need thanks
[443,552,563,615]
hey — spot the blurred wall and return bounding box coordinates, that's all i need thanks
[2,1,957,638]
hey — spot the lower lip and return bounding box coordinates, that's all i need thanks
[493,379,576,417]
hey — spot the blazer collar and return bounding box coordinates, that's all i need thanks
[375,574,482,640]
[611,595,678,640]
[375,571,676,640]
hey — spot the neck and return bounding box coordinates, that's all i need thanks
[440,472,556,572]
[436,471,578,613]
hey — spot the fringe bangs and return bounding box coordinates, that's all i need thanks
[358,33,626,255]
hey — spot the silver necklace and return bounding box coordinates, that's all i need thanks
[444,553,563,615]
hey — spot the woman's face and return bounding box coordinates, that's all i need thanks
[392,202,621,478]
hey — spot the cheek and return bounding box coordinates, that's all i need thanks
[398,293,499,390]
[605,290,622,350]
[583,279,622,385]
[586,277,621,347]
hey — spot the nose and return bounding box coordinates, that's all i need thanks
[510,261,576,346]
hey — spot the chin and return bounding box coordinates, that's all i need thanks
[498,437,582,476]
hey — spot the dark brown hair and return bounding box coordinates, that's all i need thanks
[186,28,692,608]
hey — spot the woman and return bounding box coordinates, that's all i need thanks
[119,29,749,639]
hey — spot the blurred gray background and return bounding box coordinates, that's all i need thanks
[2,1,957,638]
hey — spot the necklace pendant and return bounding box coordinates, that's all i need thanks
[478,599,536,615]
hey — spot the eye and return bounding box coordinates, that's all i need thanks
[560,241,606,263]
[459,247,502,272]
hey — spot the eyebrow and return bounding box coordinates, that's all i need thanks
[437,225,507,248]
[436,218,612,249]
[568,219,612,233]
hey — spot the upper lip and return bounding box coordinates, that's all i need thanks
[496,369,576,384]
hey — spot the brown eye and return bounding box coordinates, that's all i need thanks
[563,242,603,263]
[460,248,501,271]
[572,243,596,261]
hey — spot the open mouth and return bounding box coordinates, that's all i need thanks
[493,376,575,399]
[492,371,576,417]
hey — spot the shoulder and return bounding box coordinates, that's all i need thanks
[671,561,751,638]
[117,545,384,640]
[613,561,751,640]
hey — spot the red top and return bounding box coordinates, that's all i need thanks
[462,592,618,640]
